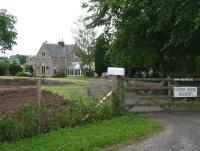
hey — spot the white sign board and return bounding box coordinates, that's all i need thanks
[173,87,197,97]
[174,78,193,81]
[107,67,125,76]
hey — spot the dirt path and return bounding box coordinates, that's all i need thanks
[102,112,200,151]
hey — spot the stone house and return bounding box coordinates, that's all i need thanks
[28,41,82,77]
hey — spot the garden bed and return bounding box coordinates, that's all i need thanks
[0,85,65,113]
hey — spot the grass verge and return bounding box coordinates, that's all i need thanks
[0,114,162,151]
[176,102,200,111]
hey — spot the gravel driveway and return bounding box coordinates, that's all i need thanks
[89,79,113,98]
[89,79,200,151]
[102,112,200,151]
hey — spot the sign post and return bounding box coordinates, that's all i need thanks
[107,67,125,102]
[173,87,197,98]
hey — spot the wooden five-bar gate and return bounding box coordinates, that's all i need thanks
[124,78,200,113]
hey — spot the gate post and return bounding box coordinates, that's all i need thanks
[167,76,173,111]
[37,79,43,132]
[107,67,125,102]
[118,75,125,102]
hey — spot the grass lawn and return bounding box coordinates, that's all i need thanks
[42,76,98,106]
[42,80,95,104]
[0,114,163,151]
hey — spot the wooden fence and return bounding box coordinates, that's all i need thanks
[125,78,200,112]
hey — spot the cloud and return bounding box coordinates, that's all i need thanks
[0,0,87,57]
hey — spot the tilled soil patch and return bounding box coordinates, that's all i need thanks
[0,85,65,113]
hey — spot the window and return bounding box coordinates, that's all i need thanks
[42,66,45,74]
[66,69,70,75]
[75,69,80,75]
[70,69,74,75]
[42,51,45,57]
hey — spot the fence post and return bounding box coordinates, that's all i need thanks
[112,75,118,91]
[37,79,43,132]
[37,80,42,113]
[167,76,171,97]
[167,76,173,110]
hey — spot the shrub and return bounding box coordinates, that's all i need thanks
[0,114,20,142]
[0,92,127,142]
[18,102,40,137]
[9,63,22,75]
[111,91,127,116]
[16,72,31,77]
[45,104,69,130]
[0,60,10,76]
[24,65,34,74]
[53,69,65,78]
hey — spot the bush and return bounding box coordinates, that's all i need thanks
[18,102,40,137]
[16,72,32,77]
[111,91,127,116]
[24,65,34,74]
[0,114,20,142]
[0,60,10,76]
[0,92,127,142]
[53,69,65,78]
[9,63,22,75]
[0,102,40,142]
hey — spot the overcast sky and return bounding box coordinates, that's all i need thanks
[0,0,87,57]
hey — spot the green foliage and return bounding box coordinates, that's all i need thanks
[84,0,200,77]
[0,102,40,142]
[24,65,34,74]
[0,114,162,151]
[0,60,10,75]
[9,63,22,75]
[0,89,125,142]
[111,91,127,116]
[0,9,17,53]
[16,72,31,77]
[53,69,65,78]
[94,34,110,77]
[0,115,20,142]
[18,102,40,137]
[17,55,27,65]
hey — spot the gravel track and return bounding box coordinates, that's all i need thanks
[102,112,200,151]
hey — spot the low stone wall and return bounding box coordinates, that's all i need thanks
[0,78,73,86]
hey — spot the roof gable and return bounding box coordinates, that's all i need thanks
[46,43,74,57]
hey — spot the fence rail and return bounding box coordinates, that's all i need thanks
[125,77,200,112]
[126,78,200,82]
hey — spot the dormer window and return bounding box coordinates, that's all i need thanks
[42,51,45,57]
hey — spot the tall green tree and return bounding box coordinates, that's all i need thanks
[18,55,27,65]
[0,60,10,75]
[0,9,17,53]
[83,0,200,77]
[94,34,109,77]
[9,63,22,76]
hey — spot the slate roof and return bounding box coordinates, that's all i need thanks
[46,43,75,57]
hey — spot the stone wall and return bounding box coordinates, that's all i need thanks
[0,78,73,86]
[35,43,52,77]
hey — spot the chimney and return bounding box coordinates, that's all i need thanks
[58,40,64,47]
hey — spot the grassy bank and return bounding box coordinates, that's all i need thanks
[0,114,162,151]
